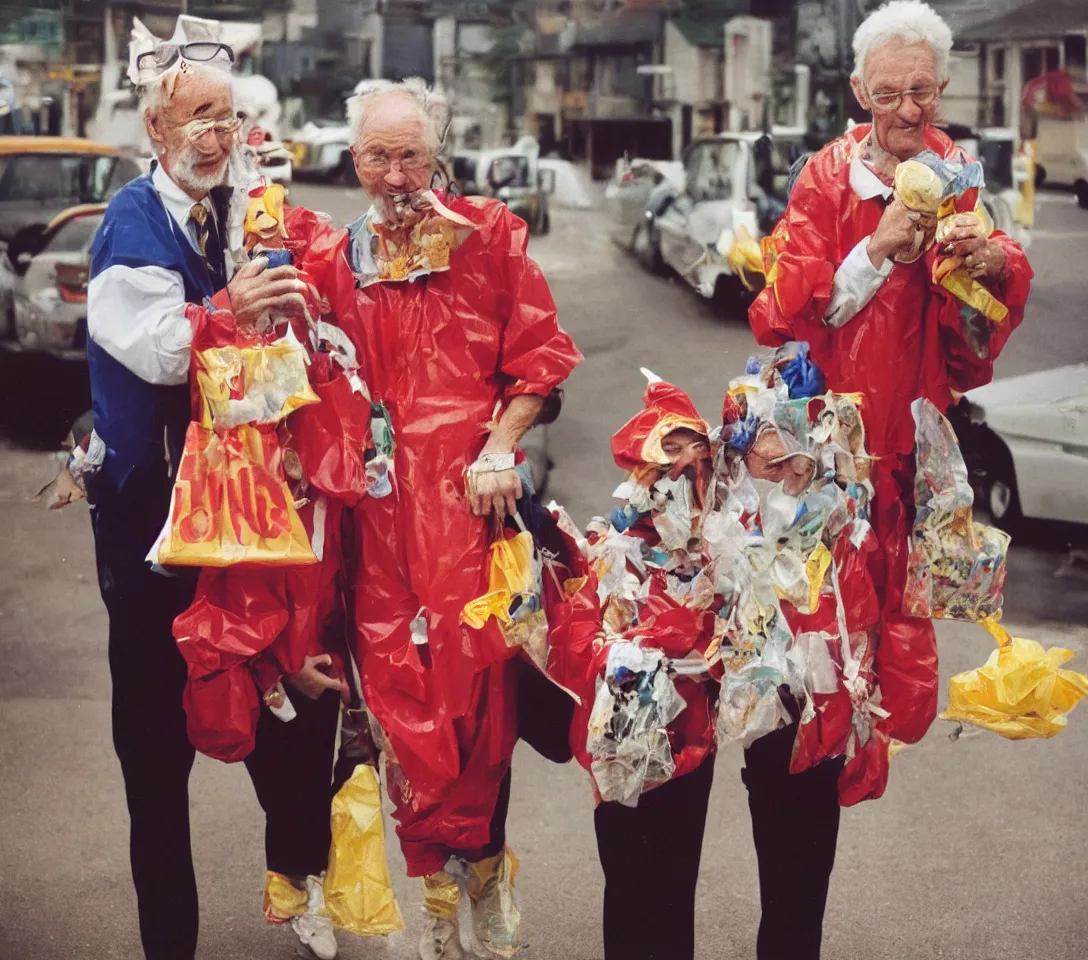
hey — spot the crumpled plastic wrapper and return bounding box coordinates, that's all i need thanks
[324,764,405,936]
[904,399,1009,621]
[196,327,319,430]
[263,870,309,922]
[941,616,1088,739]
[346,190,476,287]
[587,642,687,807]
[462,529,549,667]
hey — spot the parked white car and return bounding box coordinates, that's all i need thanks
[957,365,1088,530]
[639,128,805,299]
[2,205,103,361]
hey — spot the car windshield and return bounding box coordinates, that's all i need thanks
[46,215,103,254]
[688,141,739,203]
[0,154,119,204]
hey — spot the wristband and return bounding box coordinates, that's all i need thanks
[468,452,517,475]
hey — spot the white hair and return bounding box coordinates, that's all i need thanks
[347,78,449,157]
[852,0,953,84]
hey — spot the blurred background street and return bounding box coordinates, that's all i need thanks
[1,178,1086,960]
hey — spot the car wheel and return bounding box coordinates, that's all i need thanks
[1076,180,1088,210]
[1035,163,1047,187]
[985,451,1024,534]
[633,222,666,275]
[333,152,355,186]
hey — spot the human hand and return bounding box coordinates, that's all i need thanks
[963,240,1006,280]
[227,257,309,331]
[868,198,924,266]
[939,212,986,258]
[284,654,348,700]
[469,468,522,521]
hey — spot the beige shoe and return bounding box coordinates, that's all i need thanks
[467,848,521,958]
[290,875,338,960]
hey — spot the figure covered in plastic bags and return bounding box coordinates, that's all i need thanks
[571,355,888,960]
[290,79,583,959]
[749,10,1032,764]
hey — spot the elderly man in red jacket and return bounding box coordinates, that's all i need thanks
[748,0,1031,956]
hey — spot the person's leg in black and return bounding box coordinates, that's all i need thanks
[93,476,199,960]
[743,725,845,960]
[515,654,576,764]
[595,755,716,960]
[244,687,341,879]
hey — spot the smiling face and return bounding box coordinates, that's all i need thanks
[146,66,235,199]
[852,39,944,163]
[352,94,436,217]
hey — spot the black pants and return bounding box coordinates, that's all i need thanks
[92,473,338,960]
[743,725,845,960]
[595,756,716,960]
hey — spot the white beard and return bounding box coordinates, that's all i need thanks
[171,145,230,194]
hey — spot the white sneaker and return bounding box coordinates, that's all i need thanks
[290,875,338,960]
[420,914,466,960]
[469,851,520,958]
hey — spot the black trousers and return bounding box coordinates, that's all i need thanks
[92,472,339,960]
[743,725,845,960]
[595,756,717,960]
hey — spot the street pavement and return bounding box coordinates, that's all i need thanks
[1,181,1087,960]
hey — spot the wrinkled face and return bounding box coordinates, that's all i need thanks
[852,40,944,163]
[352,95,435,216]
[146,67,235,197]
[661,427,711,490]
[745,427,816,497]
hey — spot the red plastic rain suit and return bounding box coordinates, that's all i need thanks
[172,215,371,763]
[297,195,583,876]
[749,124,1031,789]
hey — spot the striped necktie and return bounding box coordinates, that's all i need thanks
[189,202,212,255]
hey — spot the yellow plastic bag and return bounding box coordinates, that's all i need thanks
[324,764,405,936]
[461,532,535,629]
[726,224,765,291]
[941,615,1088,739]
[156,423,316,567]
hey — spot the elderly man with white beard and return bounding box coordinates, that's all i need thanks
[85,37,341,960]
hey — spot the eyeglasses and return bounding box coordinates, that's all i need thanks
[357,150,432,174]
[181,116,243,143]
[866,85,941,113]
[136,41,235,76]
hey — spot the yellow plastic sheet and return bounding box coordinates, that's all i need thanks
[421,870,461,921]
[263,871,308,922]
[324,764,405,936]
[941,616,1088,739]
[726,224,765,291]
[932,206,1009,324]
[461,532,535,629]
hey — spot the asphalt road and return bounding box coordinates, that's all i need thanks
[1,182,1087,960]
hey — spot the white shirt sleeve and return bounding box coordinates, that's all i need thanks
[823,236,894,329]
[87,264,193,386]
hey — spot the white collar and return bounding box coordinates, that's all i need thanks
[151,161,213,232]
[849,152,893,201]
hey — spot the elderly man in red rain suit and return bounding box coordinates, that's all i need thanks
[749,2,1030,957]
[293,78,582,960]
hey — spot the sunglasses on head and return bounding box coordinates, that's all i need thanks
[137,41,235,75]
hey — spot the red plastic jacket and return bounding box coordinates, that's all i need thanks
[296,195,583,876]
[749,124,1031,797]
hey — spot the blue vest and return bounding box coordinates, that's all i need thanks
[88,174,226,492]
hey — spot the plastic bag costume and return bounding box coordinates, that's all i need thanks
[749,124,1032,765]
[566,354,890,806]
[291,192,583,877]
